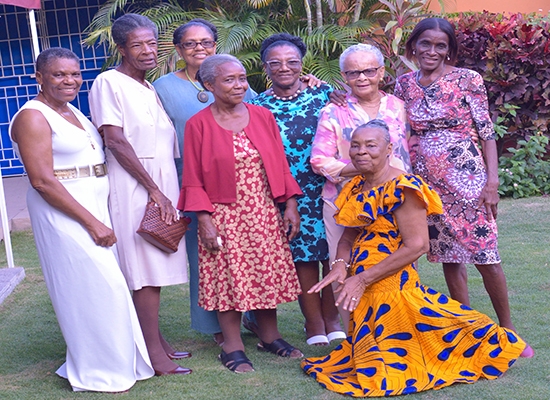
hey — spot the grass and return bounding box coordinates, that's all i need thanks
[0,196,549,400]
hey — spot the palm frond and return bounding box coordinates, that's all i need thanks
[209,12,267,54]
[303,56,343,89]
[83,0,131,46]
[246,0,275,8]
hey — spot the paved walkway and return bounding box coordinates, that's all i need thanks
[0,175,30,304]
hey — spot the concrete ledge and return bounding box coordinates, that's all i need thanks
[10,208,32,232]
[0,267,25,304]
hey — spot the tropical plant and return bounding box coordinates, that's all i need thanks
[452,12,550,147]
[359,0,431,91]
[83,0,373,91]
[498,133,550,198]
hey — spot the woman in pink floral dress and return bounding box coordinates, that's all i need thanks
[394,17,532,357]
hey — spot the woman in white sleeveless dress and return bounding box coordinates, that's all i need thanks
[9,48,154,392]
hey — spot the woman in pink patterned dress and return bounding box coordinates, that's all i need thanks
[394,17,532,357]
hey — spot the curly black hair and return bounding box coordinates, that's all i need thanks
[259,33,307,62]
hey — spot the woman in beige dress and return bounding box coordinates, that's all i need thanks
[89,14,190,376]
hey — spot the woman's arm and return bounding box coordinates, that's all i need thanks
[310,188,429,311]
[467,72,499,221]
[102,125,177,224]
[310,107,352,180]
[308,227,356,293]
[11,110,116,247]
[479,139,499,220]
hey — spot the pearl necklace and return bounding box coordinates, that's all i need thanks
[270,87,301,101]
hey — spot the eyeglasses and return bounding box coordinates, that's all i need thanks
[179,40,216,50]
[264,59,302,71]
[344,66,383,80]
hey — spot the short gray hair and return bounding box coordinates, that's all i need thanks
[36,47,79,73]
[198,54,244,87]
[353,119,391,144]
[339,43,384,71]
[111,14,158,47]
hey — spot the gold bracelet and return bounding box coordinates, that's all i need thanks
[330,258,349,271]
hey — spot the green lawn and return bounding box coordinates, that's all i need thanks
[0,196,548,400]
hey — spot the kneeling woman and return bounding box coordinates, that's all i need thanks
[302,120,527,397]
[179,54,303,373]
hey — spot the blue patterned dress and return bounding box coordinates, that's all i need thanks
[250,84,332,262]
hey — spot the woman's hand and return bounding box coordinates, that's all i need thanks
[87,220,117,247]
[333,274,368,312]
[197,212,220,252]
[308,262,348,293]
[300,73,323,88]
[283,197,300,241]
[329,89,347,107]
[149,189,178,224]
[479,182,499,221]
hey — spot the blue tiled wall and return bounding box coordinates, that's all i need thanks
[0,0,108,176]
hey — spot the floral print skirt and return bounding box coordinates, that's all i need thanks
[197,131,301,312]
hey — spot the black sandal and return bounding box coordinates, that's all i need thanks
[219,350,254,373]
[257,338,303,358]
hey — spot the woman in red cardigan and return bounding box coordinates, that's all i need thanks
[178,54,303,373]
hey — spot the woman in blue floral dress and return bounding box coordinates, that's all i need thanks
[250,33,344,345]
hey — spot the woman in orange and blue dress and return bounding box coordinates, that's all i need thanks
[301,119,526,397]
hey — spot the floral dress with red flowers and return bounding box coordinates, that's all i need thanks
[197,130,301,312]
[395,68,500,265]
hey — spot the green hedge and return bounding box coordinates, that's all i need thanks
[452,12,550,146]
[452,12,550,197]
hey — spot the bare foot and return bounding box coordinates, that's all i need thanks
[520,344,534,358]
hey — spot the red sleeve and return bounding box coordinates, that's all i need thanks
[177,115,215,212]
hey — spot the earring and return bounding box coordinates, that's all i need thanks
[176,59,186,70]
[413,49,416,55]
[446,54,450,61]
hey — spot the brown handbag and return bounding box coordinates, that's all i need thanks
[136,202,191,253]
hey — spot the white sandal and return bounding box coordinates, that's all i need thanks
[306,334,329,346]
[327,331,346,343]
